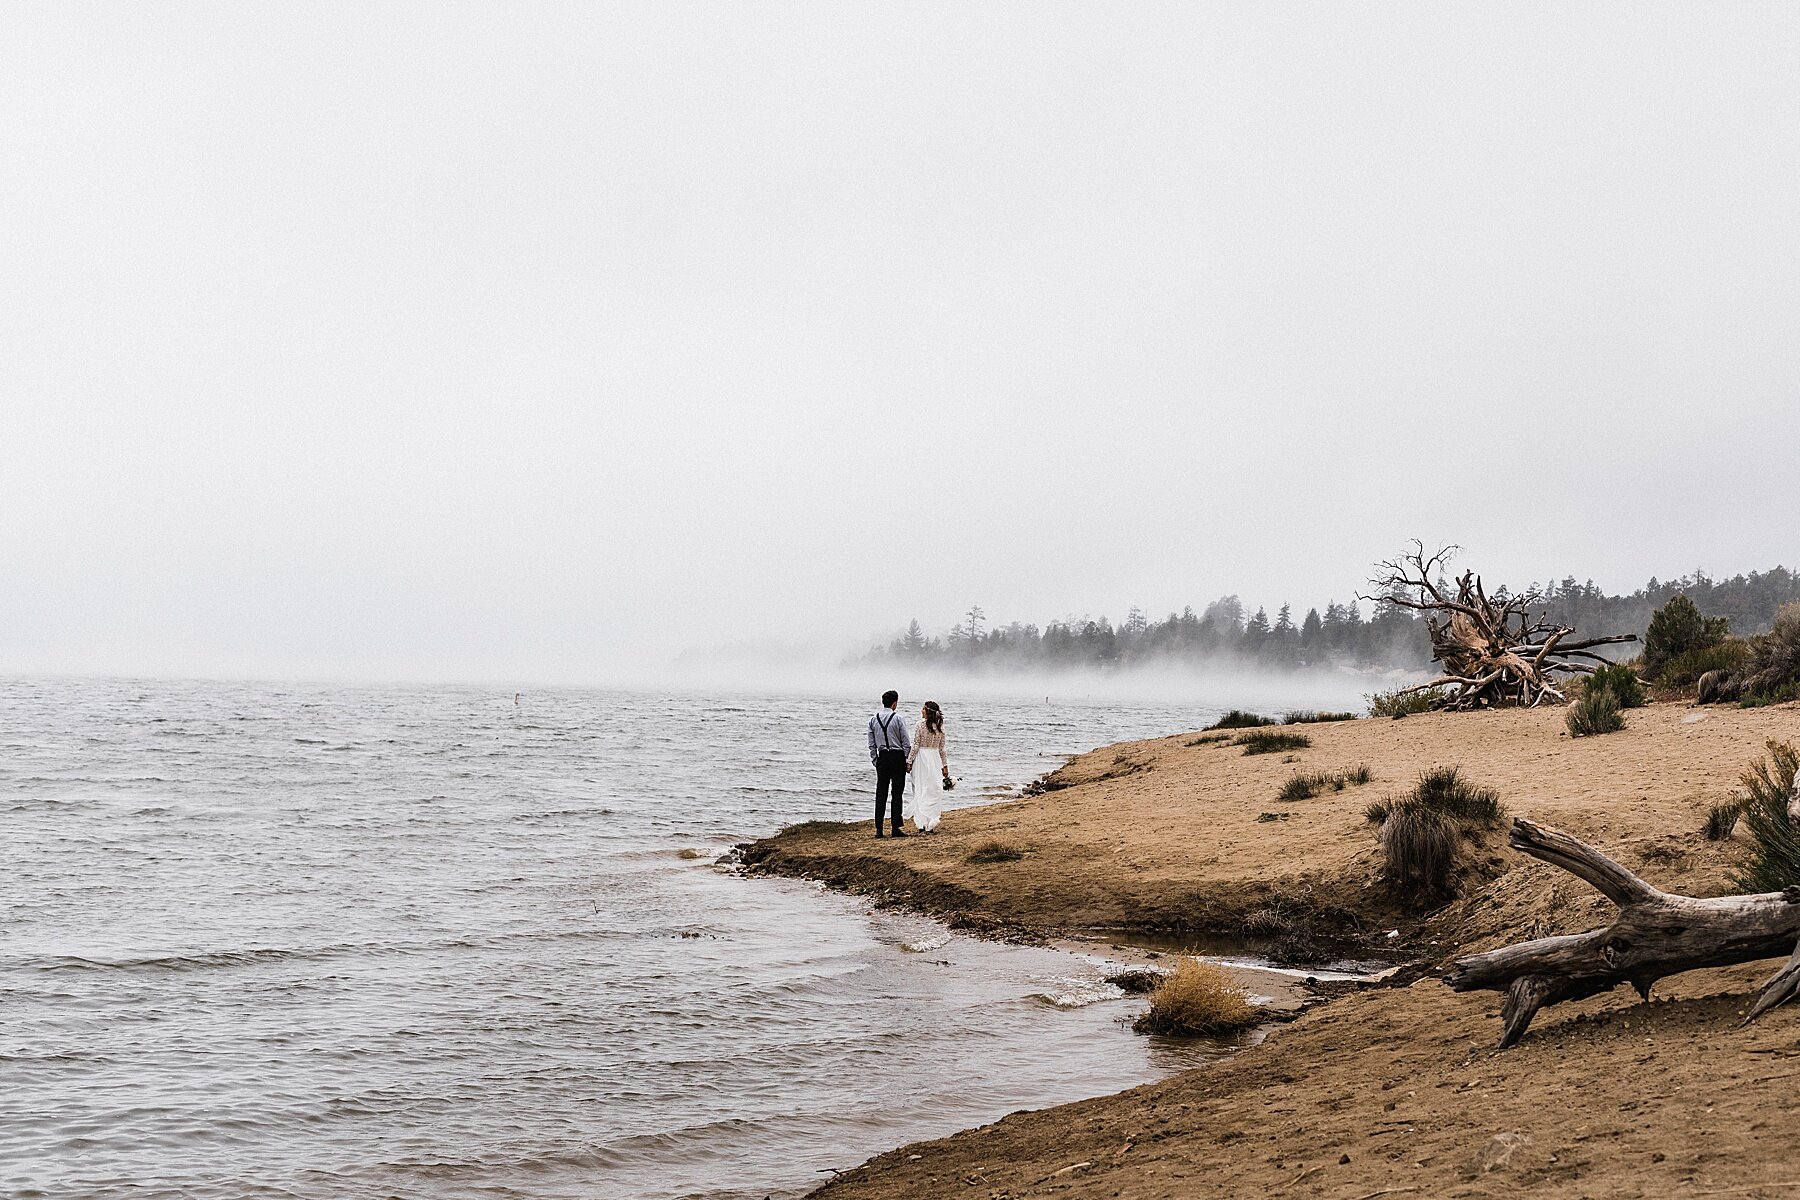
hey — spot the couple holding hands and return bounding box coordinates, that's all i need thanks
[865,690,952,838]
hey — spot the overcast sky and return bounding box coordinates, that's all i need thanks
[3,4,1797,684]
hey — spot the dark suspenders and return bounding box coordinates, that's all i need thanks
[875,711,896,752]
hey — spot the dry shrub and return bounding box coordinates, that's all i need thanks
[1566,689,1626,737]
[965,841,1024,865]
[1132,959,1259,1035]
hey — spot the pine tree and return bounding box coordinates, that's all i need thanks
[902,619,926,655]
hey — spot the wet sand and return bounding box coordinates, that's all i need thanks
[744,700,1800,1198]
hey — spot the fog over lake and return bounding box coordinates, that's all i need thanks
[5,5,1798,683]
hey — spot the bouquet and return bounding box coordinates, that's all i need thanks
[942,774,956,791]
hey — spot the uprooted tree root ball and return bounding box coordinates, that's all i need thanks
[1366,542,1637,711]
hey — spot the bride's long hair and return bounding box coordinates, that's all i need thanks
[922,700,943,734]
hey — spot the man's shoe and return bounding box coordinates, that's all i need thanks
[891,830,907,837]
[874,832,886,838]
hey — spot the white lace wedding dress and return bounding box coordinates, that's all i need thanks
[908,727,950,832]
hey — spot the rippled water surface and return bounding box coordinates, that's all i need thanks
[3,676,1344,1199]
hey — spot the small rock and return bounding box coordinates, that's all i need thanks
[1339,1153,1351,1165]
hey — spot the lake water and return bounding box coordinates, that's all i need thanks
[2,675,1363,1199]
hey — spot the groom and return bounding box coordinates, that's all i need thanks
[867,689,912,838]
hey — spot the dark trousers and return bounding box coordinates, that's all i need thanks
[874,748,907,832]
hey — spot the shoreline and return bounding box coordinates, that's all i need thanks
[743,700,1800,1198]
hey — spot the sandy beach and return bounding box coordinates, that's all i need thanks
[744,701,1800,1198]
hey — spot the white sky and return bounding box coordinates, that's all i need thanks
[4,4,1797,684]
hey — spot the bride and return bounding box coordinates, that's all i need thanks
[906,700,952,833]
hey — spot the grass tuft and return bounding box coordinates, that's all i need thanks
[1366,767,1504,905]
[1277,765,1374,801]
[1184,732,1233,747]
[965,840,1025,865]
[1566,689,1626,737]
[1235,730,1312,755]
[1407,766,1503,823]
[1132,959,1260,1036]
[1705,802,1742,841]
[1205,709,1277,731]
[1280,710,1360,725]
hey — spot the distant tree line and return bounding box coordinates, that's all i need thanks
[867,566,1800,674]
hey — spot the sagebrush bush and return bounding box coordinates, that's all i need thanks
[1567,688,1626,737]
[1733,740,1800,893]
[965,841,1025,865]
[1644,594,1731,680]
[1660,639,1751,690]
[1205,709,1276,731]
[1585,662,1647,709]
[1367,686,1445,718]
[1740,602,1800,701]
[1132,959,1260,1035]
[1235,730,1312,755]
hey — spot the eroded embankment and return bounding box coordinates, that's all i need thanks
[745,701,1800,1199]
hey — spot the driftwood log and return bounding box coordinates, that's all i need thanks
[1366,543,1637,711]
[1445,818,1800,1047]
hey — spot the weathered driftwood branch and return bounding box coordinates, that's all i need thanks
[1365,543,1637,711]
[1444,818,1800,1047]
